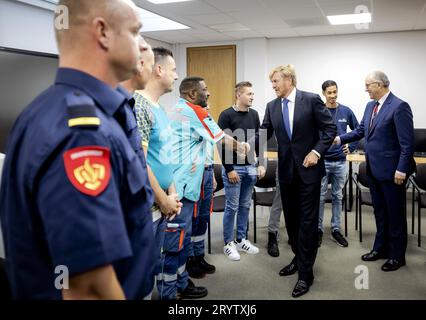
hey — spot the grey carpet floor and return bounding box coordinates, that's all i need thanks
[193,204,426,300]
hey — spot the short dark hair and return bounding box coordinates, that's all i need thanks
[179,76,204,95]
[235,81,252,95]
[153,47,174,64]
[322,80,338,91]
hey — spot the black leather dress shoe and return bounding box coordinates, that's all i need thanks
[177,284,208,299]
[291,279,313,298]
[279,262,298,276]
[267,232,280,257]
[198,256,216,274]
[381,259,406,272]
[361,250,388,261]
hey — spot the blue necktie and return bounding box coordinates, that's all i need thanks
[282,98,292,139]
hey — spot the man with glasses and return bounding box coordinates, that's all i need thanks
[334,71,415,272]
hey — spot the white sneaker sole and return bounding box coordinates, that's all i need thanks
[236,248,259,254]
[224,254,240,261]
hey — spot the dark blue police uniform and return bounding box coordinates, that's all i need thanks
[0,68,155,299]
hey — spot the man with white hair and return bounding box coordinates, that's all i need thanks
[335,70,415,272]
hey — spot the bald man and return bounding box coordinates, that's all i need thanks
[0,0,156,299]
[120,39,155,94]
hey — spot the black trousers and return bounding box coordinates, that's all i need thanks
[280,169,321,281]
[0,258,12,300]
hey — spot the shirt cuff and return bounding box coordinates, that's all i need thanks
[312,150,321,159]
[396,170,406,178]
[243,142,250,153]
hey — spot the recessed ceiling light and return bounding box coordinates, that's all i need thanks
[138,7,190,31]
[327,13,371,25]
[146,0,193,4]
[209,23,250,32]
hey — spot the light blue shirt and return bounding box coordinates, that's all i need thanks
[168,98,224,201]
[134,93,175,190]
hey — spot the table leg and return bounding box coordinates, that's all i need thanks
[349,161,353,212]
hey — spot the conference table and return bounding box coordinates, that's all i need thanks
[265,151,426,212]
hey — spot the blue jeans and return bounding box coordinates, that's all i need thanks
[222,165,257,244]
[319,160,347,232]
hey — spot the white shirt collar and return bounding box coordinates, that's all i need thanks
[377,91,391,107]
[282,87,297,103]
[232,105,249,112]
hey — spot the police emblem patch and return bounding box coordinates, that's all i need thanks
[63,146,111,196]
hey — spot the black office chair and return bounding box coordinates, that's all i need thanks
[355,138,365,154]
[413,128,426,157]
[250,159,278,243]
[409,164,426,247]
[206,164,225,254]
[353,162,373,242]
[266,136,278,152]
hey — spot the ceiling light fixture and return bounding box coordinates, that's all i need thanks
[146,0,193,4]
[209,23,250,32]
[327,13,371,25]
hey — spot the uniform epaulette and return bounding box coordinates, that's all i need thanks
[65,91,100,128]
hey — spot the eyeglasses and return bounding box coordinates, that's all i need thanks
[365,82,379,89]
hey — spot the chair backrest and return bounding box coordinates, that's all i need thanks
[357,161,369,187]
[414,163,426,190]
[213,163,224,192]
[267,135,278,152]
[414,128,426,155]
[255,159,277,188]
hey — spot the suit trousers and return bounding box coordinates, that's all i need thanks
[280,169,320,281]
[367,173,407,261]
[268,166,283,234]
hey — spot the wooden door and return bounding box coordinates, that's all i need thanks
[186,45,236,122]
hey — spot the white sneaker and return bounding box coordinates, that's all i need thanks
[236,239,259,254]
[224,241,240,261]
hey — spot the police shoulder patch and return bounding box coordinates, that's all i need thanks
[63,146,111,196]
[65,91,101,128]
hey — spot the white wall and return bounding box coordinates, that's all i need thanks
[2,0,426,126]
[0,0,58,54]
[178,30,426,127]
[267,31,426,127]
